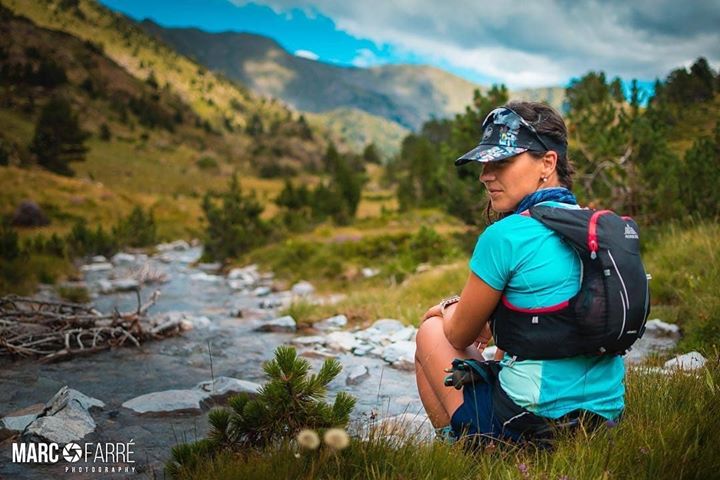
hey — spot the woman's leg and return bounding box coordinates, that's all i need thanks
[414,315,485,428]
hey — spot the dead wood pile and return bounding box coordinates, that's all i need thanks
[0,291,181,363]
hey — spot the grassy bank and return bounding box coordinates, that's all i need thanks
[267,219,720,355]
[643,220,720,353]
[169,357,720,480]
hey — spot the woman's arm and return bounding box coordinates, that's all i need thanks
[442,272,503,350]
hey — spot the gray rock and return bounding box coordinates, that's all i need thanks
[0,404,44,441]
[361,267,379,278]
[369,413,434,444]
[300,348,337,360]
[290,335,326,346]
[325,331,358,352]
[81,262,113,273]
[313,314,348,331]
[197,262,222,273]
[227,266,259,287]
[24,406,96,443]
[346,365,370,385]
[352,344,374,356]
[156,240,190,252]
[291,281,315,297]
[23,387,104,443]
[644,319,680,336]
[111,252,136,264]
[189,272,223,282]
[663,351,706,371]
[122,389,207,415]
[354,327,386,345]
[195,377,261,399]
[252,286,272,297]
[91,255,108,263]
[255,315,297,333]
[382,341,416,370]
[45,386,105,414]
[371,319,405,335]
[389,326,416,343]
[228,279,249,290]
[258,298,284,309]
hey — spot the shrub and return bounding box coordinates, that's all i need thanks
[113,206,157,248]
[67,221,117,258]
[196,156,219,171]
[166,346,356,478]
[202,175,271,262]
[29,96,88,176]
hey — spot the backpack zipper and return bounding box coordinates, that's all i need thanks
[588,210,612,259]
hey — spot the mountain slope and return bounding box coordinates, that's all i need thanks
[140,20,567,131]
[1,0,331,171]
[0,1,333,238]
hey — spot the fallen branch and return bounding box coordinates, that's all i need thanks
[0,290,177,363]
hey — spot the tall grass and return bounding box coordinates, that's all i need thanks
[644,221,720,354]
[170,358,720,480]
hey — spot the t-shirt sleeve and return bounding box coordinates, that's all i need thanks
[469,222,514,291]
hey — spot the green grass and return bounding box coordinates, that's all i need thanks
[643,220,720,353]
[0,253,75,296]
[169,358,720,480]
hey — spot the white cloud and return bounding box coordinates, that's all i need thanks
[351,48,377,67]
[231,0,720,87]
[294,49,319,60]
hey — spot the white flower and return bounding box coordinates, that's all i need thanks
[323,428,350,450]
[296,429,320,450]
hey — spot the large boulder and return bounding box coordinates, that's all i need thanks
[11,200,49,227]
[122,389,207,415]
[382,341,416,370]
[313,314,348,332]
[291,281,315,297]
[254,315,297,333]
[664,351,706,371]
[0,403,44,441]
[23,387,104,443]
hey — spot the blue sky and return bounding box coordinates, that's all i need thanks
[100,0,719,95]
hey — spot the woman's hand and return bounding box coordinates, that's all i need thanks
[473,323,492,351]
[421,303,442,322]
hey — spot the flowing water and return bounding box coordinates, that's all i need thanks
[0,247,422,479]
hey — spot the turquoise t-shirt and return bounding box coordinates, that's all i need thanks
[469,201,625,420]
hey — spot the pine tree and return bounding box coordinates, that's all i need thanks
[165,346,356,477]
[29,96,88,176]
[202,175,270,261]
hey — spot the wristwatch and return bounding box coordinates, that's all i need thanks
[440,295,461,316]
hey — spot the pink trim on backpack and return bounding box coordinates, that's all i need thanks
[501,296,569,313]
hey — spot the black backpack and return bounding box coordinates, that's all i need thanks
[490,205,651,360]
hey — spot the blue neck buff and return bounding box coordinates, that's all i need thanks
[514,187,577,214]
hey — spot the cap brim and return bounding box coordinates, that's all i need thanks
[455,145,528,166]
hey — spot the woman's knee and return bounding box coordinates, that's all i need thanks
[415,316,444,359]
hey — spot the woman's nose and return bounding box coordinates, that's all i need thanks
[480,164,495,181]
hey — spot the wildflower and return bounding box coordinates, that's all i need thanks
[296,429,320,450]
[323,428,350,450]
[518,463,529,478]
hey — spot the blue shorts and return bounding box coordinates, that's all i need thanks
[450,380,522,442]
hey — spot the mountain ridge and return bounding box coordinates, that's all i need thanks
[139,18,567,134]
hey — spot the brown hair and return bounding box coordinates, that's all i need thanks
[484,101,575,222]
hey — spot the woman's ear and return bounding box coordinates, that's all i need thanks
[541,151,558,178]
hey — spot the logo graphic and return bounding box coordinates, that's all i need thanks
[624,224,638,239]
[482,126,493,141]
[63,443,82,463]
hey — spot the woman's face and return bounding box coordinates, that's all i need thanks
[479,152,545,213]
